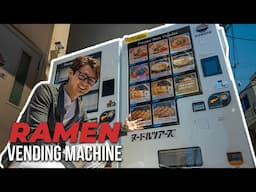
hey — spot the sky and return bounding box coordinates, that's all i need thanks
[226,24,256,93]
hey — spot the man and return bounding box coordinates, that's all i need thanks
[1,56,144,168]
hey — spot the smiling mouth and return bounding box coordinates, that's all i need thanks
[79,85,88,92]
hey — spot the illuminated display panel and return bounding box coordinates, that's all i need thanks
[127,26,201,129]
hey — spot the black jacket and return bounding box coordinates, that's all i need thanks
[20,83,88,140]
[1,83,88,168]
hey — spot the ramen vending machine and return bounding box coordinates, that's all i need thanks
[49,24,256,168]
[119,24,256,168]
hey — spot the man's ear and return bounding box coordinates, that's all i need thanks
[68,68,74,77]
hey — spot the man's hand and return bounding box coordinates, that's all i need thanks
[125,114,145,132]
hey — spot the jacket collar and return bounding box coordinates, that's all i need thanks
[57,83,84,129]
[56,83,66,122]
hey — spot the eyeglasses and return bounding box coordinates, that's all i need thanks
[77,70,97,86]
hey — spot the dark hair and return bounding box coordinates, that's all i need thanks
[70,56,100,80]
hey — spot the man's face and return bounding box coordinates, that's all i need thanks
[68,64,97,97]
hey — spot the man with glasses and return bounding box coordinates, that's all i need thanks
[1,56,144,168]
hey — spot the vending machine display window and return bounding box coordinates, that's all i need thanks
[127,26,201,129]
[82,91,99,113]
[54,61,73,84]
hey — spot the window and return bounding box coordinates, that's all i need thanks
[241,95,250,112]
[201,55,222,77]
[9,51,31,106]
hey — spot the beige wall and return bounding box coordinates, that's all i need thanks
[46,24,70,79]
[49,24,70,57]
[13,24,54,53]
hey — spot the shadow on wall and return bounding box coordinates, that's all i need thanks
[50,50,59,60]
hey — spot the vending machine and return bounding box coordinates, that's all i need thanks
[49,24,256,168]
[119,24,256,168]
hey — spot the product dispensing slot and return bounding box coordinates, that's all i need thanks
[158,147,203,168]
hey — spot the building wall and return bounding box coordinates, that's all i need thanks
[0,24,70,153]
[13,24,54,81]
[46,24,70,79]
[240,84,256,127]
[13,24,54,55]
[240,81,256,154]
[0,25,47,152]
[67,24,162,53]
[13,24,71,80]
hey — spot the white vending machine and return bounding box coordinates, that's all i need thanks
[119,24,256,168]
[49,24,256,168]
